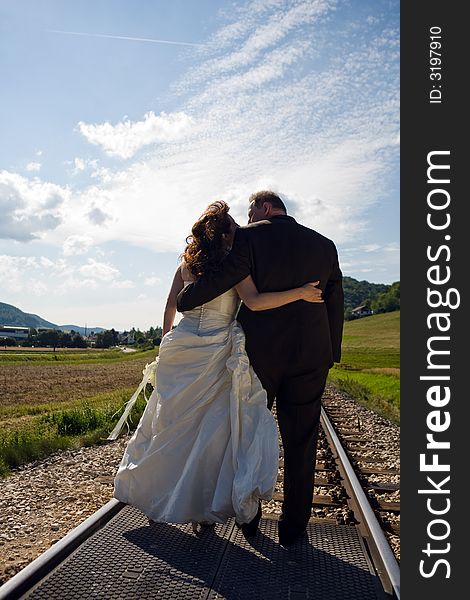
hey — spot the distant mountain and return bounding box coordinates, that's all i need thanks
[0,302,56,329]
[0,302,105,334]
[57,324,106,335]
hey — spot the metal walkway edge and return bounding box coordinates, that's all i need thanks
[1,504,389,599]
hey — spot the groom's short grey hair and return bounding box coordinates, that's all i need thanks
[249,190,287,213]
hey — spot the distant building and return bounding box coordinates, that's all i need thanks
[119,331,136,345]
[84,332,98,347]
[0,325,29,340]
[351,305,374,318]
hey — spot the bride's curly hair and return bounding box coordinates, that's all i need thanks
[182,200,233,278]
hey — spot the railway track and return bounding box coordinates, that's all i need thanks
[320,389,400,558]
[0,387,400,599]
[321,394,400,536]
[318,403,400,599]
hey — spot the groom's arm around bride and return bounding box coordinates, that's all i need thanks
[177,191,343,369]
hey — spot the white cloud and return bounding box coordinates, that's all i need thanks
[26,162,41,172]
[78,111,194,159]
[361,244,382,253]
[70,157,99,175]
[40,256,55,268]
[78,259,120,282]
[205,0,285,52]
[354,242,399,254]
[196,41,310,102]
[0,255,36,293]
[74,158,87,172]
[0,253,137,297]
[63,234,93,256]
[56,277,98,295]
[340,242,399,283]
[112,279,135,289]
[0,256,52,297]
[87,205,111,225]
[0,171,67,241]
[144,276,162,286]
[189,0,331,86]
[30,280,49,296]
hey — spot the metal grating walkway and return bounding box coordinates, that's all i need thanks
[22,506,385,599]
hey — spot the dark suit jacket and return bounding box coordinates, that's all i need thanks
[177,215,343,369]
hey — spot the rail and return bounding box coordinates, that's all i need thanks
[320,408,400,599]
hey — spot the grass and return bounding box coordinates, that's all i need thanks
[0,347,156,365]
[328,311,400,424]
[0,387,138,421]
[0,388,149,477]
[0,352,158,410]
[0,348,156,477]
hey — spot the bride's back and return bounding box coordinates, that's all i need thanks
[182,280,239,319]
[181,261,238,316]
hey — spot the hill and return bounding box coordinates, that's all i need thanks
[340,310,400,367]
[54,325,105,335]
[329,310,400,423]
[343,276,390,312]
[0,302,56,329]
[0,302,104,334]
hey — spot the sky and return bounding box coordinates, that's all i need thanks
[0,0,399,331]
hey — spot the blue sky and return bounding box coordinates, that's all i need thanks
[0,0,399,330]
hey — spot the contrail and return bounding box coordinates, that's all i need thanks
[47,29,203,47]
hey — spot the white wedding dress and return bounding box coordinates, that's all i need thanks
[113,286,279,525]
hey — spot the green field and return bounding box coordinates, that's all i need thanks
[328,311,400,424]
[1,313,401,475]
[0,347,156,476]
[0,347,156,365]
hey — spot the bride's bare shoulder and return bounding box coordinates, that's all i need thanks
[180,260,195,282]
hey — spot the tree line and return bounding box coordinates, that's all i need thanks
[1,326,163,349]
[343,279,400,320]
[1,329,87,349]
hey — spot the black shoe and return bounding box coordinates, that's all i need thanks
[241,502,262,538]
[279,531,308,548]
[278,521,307,548]
[191,521,215,535]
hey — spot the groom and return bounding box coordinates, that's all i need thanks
[177,190,344,547]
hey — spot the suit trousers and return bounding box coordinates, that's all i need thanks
[249,353,329,536]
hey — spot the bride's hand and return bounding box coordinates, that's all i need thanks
[300,281,324,303]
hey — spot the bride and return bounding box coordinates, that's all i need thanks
[113,200,323,530]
